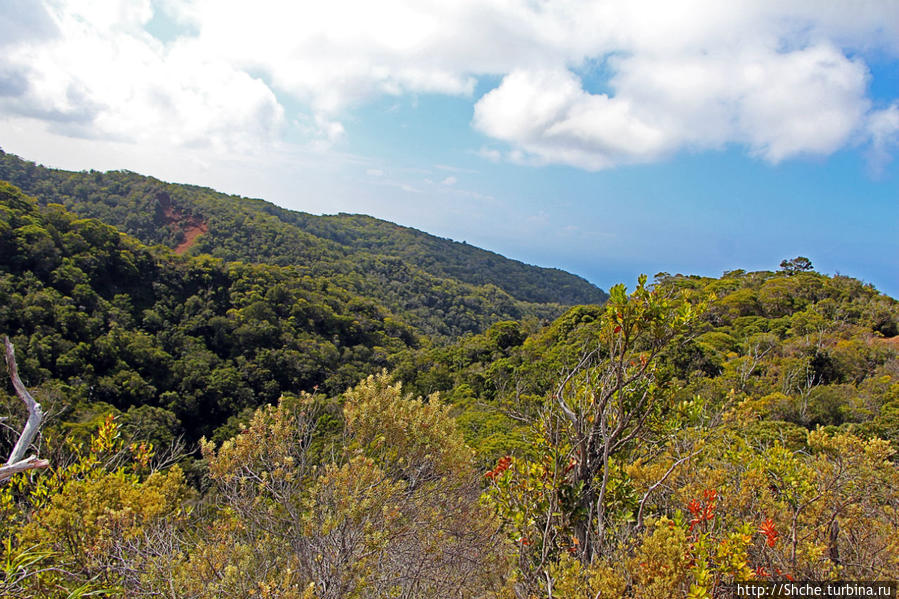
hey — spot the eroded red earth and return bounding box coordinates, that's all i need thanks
[158,196,208,255]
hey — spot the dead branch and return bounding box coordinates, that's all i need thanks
[1,336,49,483]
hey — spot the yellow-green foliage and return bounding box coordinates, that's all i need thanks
[544,553,628,599]
[202,392,318,486]
[669,428,899,586]
[629,518,694,598]
[172,515,307,599]
[188,374,507,599]
[344,372,474,482]
[0,415,189,598]
[21,468,186,568]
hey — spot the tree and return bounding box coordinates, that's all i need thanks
[779,257,814,275]
[485,276,704,592]
[191,375,507,598]
[552,276,700,558]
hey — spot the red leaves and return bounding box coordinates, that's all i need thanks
[612,310,624,334]
[485,455,512,480]
[774,567,794,581]
[687,489,717,532]
[755,564,793,582]
[567,535,579,554]
[759,518,778,547]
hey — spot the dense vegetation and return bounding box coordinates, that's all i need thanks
[1,160,897,598]
[0,181,418,447]
[0,150,607,338]
[395,265,899,459]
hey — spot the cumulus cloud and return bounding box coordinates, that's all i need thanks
[473,44,871,169]
[866,103,899,173]
[0,2,58,53]
[2,0,898,168]
[466,0,897,169]
[474,69,669,170]
[0,0,284,153]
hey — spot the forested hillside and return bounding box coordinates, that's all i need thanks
[394,265,899,459]
[1,167,897,598]
[0,150,607,338]
[0,181,418,446]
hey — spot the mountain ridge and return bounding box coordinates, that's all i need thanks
[0,150,607,339]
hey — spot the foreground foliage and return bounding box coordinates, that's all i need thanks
[1,157,897,597]
[2,375,508,598]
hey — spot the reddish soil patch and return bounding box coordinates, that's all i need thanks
[158,195,208,255]
[174,221,209,255]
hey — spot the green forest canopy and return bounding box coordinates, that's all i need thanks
[0,159,897,598]
[0,149,607,339]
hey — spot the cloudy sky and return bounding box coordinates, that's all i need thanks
[1,0,897,295]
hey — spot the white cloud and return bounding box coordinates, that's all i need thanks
[0,1,284,154]
[473,43,871,169]
[867,103,899,173]
[476,147,503,163]
[366,168,384,177]
[1,0,898,169]
[440,176,457,185]
[435,164,477,173]
[474,68,670,170]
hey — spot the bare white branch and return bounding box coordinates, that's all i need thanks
[1,336,49,483]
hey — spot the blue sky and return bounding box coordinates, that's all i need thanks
[1,1,897,296]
